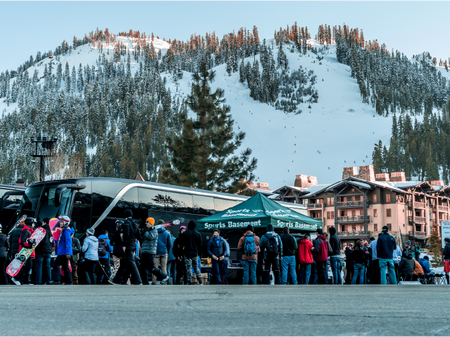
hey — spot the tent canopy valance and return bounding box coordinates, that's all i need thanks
[197,193,322,232]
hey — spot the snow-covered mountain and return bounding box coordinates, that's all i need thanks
[1,29,449,188]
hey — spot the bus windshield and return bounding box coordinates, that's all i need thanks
[18,184,73,222]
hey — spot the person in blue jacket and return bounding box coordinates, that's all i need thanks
[153,219,172,285]
[166,229,176,285]
[96,230,114,284]
[52,216,75,285]
[418,256,432,276]
[207,229,227,284]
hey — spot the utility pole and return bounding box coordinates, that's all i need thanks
[30,136,58,181]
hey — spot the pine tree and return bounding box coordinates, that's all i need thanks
[161,63,257,192]
[429,227,443,268]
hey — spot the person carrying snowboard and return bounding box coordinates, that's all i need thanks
[8,217,35,285]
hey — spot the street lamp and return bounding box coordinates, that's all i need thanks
[30,136,58,182]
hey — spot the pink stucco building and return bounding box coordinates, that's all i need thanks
[273,166,449,247]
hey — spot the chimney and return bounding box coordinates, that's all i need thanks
[357,165,375,182]
[294,174,318,188]
[431,180,444,186]
[391,172,406,182]
[342,167,357,179]
[375,173,390,182]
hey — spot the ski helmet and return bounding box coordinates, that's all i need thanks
[25,217,37,226]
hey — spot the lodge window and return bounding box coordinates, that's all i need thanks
[327,212,331,219]
[373,194,377,203]
[331,211,334,219]
[374,209,378,217]
[352,210,356,216]
[352,196,356,201]
[387,209,392,217]
[352,225,356,231]
[341,225,346,232]
[386,194,391,203]
[387,223,392,231]
[374,224,378,231]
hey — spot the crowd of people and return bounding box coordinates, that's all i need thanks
[1,210,450,286]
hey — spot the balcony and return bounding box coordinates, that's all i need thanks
[337,231,368,237]
[408,216,426,224]
[438,205,449,212]
[414,201,425,209]
[307,203,323,209]
[336,200,367,208]
[336,215,370,223]
[409,231,427,238]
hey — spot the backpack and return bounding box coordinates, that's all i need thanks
[98,238,109,257]
[244,234,256,256]
[266,234,279,258]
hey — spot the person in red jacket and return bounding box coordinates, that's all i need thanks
[312,228,331,284]
[298,233,313,285]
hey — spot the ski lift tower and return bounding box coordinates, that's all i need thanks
[30,136,58,182]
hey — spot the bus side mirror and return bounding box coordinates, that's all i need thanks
[55,187,68,207]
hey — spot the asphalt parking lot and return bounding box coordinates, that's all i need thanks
[1,285,449,336]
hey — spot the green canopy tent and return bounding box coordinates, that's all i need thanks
[197,193,322,232]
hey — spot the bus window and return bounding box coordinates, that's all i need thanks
[92,181,127,217]
[73,181,92,205]
[110,188,140,218]
[139,188,165,211]
[71,204,92,235]
[193,195,215,215]
[214,198,238,212]
[20,186,43,216]
[165,192,193,213]
[37,185,72,221]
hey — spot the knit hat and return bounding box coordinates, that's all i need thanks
[247,224,254,232]
[146,218,155,226]
[180,226,186,231]
[405,240,411,246]
[157,219,165,225]
[382,225,389,233]
[124,209,133,218]
[423,255,429,260]
[86,228,95,236]
[267,224,274,232]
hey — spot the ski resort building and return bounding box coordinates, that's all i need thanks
[272,166,449,248]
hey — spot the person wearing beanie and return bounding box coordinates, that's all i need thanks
[113,209,142,285]
[96,230,114,284]
[0,223,9,285]
[237,224,260,284]
[418,255,431,276]
[259,224,283,284]
[180,220,202,284]
[82,228,99,285]
[34,218,53,285]
[52,216,75,285]
[173,226,187,284]
[154,218,172,285]
[146,218,155,226]
[376,225,397,284]
[328,226,342,285]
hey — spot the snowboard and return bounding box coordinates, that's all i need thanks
[154,217,185,230]
[6,227,46,277]
[49,217,62,242]
[7,214,27,236]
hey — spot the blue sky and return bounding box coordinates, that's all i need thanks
[0,1,449,73]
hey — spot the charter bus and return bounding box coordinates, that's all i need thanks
[0,184,26,229]
[9,177,307,263]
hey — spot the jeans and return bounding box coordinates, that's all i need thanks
[242,260,257,284]
[221,258,229,284]
[35,253,51,285]
[52,255,73,284]
[184,255,201,284]
[379,258,397,285]
[152,254,168,285]
[84,259,97,285]
[352,263,365,284]
[140,253,167,285]
[316,261,327,284]
[299,263,312,285]
[113,249,142,285]
[281,256,298,285]
[330,257,342,284]
[211,259,224,284]
[264,258,281,284]
[167,260,176,285]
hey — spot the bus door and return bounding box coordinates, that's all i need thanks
[0,190,25,231]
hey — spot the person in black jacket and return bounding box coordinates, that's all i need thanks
[280,227,298,285]
[329,227,342,285]
[344,243,354,285]
[181,220,202,285]
[113,210,142,285]
[173,226,187,284]
[8,217,34,285]
[0,223,10,285]
[34,218,53,285]
[351,240,366,284]
[377,225,397,285]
